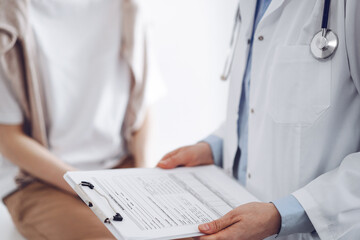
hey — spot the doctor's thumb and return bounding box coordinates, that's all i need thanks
[198,215,232,234]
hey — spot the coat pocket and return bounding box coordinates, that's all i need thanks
[268,45,331,125]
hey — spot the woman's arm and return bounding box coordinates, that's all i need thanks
[0,124,76,195]
[130,110,151,167]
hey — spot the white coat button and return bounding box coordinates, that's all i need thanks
[248,173,251,179]
[251,108,255,114]
[258,36,264,41]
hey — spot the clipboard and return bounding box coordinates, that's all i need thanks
[64,165,258,240]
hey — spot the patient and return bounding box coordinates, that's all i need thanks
[0,0,157,239]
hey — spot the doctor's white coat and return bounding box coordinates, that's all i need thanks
[216,0,360,239]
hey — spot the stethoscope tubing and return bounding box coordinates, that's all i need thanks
[221,0,337,81]
[321,0,331,29]
[221,4,241,81]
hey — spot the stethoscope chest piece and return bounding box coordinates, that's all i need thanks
[310,29,338,60]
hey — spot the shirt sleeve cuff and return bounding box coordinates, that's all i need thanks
[272,194,315,236]
[201,135,223,167]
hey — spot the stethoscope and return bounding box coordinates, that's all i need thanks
[221,0,338,81]
[310,0,338,60]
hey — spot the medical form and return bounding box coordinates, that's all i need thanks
[64,165,258,240]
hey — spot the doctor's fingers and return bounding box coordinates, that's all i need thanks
[158,143,213,169]
[158,148,180,163]
[195,228,241,240]
[157,147,189,169]
[198,210,237,235]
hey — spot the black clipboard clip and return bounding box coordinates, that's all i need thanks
[78,181,123,223]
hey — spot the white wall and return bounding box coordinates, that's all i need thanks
[141,0,239,166]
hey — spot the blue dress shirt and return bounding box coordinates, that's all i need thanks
[204,0,315,236]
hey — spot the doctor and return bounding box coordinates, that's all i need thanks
[158,0,360,239]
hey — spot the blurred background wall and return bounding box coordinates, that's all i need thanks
[141,0,238,166]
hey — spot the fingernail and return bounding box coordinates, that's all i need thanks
[199,223,210,231]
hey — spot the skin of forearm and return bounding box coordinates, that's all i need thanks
[0,124,76,195]
[131,110,151,168]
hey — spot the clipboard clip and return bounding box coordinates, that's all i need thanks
[80,181,94,189]
[78,181,123,223]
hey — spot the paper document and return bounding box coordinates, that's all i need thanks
[64,165,258,240]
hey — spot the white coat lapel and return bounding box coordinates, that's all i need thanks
[239,0,286,37]
[261,0,286,22]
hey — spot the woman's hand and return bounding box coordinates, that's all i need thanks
[195,202,281,240]
[157,142,214,169]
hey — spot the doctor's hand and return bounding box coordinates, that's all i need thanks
[157,142,214,169]
[195,202,281,240]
